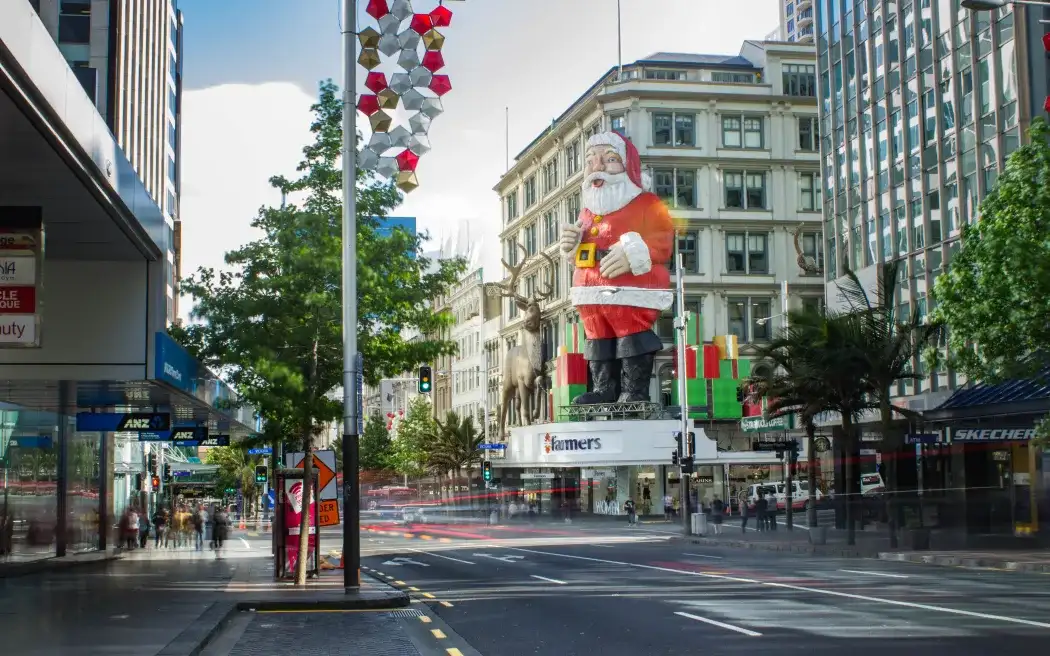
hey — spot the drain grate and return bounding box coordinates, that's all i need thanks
[385,609,423,618]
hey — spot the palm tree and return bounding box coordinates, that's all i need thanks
[835,260,943,548]
[429,412,484,506]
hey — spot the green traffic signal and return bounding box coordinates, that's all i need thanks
[255,465,267,483]
[482,461,492,481]
[418,365,433,393]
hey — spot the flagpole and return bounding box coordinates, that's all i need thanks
[616,0,623,79]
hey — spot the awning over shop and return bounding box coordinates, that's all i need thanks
[924,365,1050,421]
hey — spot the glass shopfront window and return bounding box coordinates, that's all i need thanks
[66,430,102,553]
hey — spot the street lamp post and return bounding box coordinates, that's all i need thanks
[674,253,691,536]
[340,0,360,593]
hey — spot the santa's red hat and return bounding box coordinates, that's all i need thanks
[586,130,651,191]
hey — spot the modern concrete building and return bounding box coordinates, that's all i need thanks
[815,0,1050,539]
[494,43,825,441]
[30,0,184,324]
[779,0,817,43]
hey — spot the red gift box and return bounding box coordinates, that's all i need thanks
[702,344,720,379]
[556,353,588,387]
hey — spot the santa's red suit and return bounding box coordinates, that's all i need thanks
[567,131,675,404]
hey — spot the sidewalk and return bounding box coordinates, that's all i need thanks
[0,547,409,656]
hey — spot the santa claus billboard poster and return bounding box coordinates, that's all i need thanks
[560,131,674,404]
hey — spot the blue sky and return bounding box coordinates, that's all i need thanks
[175,0,781,320]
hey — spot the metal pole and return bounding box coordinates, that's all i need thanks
[781,279,792,531]
[675,253,690,535]
[341,0,361,593]
[482,304,491,519]
[616,0,623,80]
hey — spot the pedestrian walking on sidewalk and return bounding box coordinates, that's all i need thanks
[212,506,229,559]
[739,492,751,533]
[765,490,778,531]
[153,508,167,548]
[755,493,767,532]
[710,496,725,535]
[663,493,673,520]
[192,506,205,551]
[624,498,637,527]
[138,511,150,549]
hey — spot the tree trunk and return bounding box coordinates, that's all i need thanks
[806,419,818,527]
[881,399,898,549]
[295,447,313,585]
[842,415,856,546]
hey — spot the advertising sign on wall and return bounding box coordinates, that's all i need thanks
[505,420,711,467]
[0,208,43,347]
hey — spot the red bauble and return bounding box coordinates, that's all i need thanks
[366,0,389,19]
[365,71,388,94]
[358,94,381,116]
[421,51,445,73]
[430,4,453,28]
[410,13,434,34]
[396,149,420,171]
[428,74,452,96]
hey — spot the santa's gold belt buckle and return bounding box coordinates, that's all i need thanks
[575,243,597,268]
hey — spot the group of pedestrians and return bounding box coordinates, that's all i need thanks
[118,503,231,556]
[739,489,779,533]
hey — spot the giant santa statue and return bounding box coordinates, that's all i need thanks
[560,131,674,404]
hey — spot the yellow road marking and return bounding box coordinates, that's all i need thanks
[375,572,385,576]
[447,649,464,656]
[420,534,433,540]
[409,586,420,591]
[394,581,406,586]
[422,592,436,599]
[440,601,454,607]
[431,629,447,639]
[403,533,415,538]
[384,575,395,579]
[419,616,432,623]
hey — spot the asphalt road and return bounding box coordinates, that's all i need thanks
[354,520,1050,656]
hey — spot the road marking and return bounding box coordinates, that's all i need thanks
[473,553,525,563]
[409,586,421,591]
[530,575,568,585]
[394,580,406,586]
[440,601,454,607]
[375,571,385,576]
[447,649,464,656]
[420,535,434,540]
[839,569,910,579]
[382,557,430,567]
[675,611,762,636]
[683,553,724,559]
[419,616,432,624]
[431,629,447,639]
[239,538,251,549]
[508,547,1050,630]
[409,548,476,565]
[422,592,436,599]
[439,538,452,543]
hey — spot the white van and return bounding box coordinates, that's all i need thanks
[746,481,823,511]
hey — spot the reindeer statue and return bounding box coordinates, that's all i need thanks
[497,244,556,438]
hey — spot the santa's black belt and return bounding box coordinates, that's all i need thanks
[574,243,610,268]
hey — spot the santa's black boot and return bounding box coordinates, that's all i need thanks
[572,338,620,404]
[615,331,662,403]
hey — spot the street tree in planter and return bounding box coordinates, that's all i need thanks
[175,81,463,584]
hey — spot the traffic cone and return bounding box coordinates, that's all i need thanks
[239,516,246,530]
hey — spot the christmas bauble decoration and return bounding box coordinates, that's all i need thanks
[428,74,451,96]
[366,0,389,20]
[419,97,443,119]
[423,29,444,51]
[389,72,413,95]
[389,126,411,148]
[358,26,382,49]
[368,132,393,154]
[409,112,431,135]
[408,66,433,87]
[364,71,388,94]
[421,51,444,73]
[359,147,380,171]
[401,88,425,111]
[390,0,414,21]
[377,88,400,110]
[410,13,434,35]
[398,47,421,71]
[358,94,381,116]
[358,48,382,70]
[430,3,452,27]
[396,171,419,192]
[369,110,392,133]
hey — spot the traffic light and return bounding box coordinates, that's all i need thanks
[687,432,696,456]
[151,475,160,491]
[674,431,683,453]
[482,461,492,481]
[134,473,143,491]
[255,465,267,483]
[418,365,432,393]
[671,449,679,466]
[147,453,157,475]
[162,463,171,481]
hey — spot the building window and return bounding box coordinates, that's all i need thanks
[524,176,537,209]
[504,239,519,266]
[799,172,820,210]
[505,191,518,222]
[728,297,773,343]
[725,232,769,274]
[801,297,825,314]
[543,211,557,247]
[523,223,537,256]
[72,65,97,103]
[783,63,817,96]
[800,232,824,271]
[651,112,695,147]
[585,121,602,139]
[724,171,766,209]
[168,156,176,183]
[59,1,91,44]
[677,231,699,272]
[566,192,581,221]
[652,168,696,208]
[712,71,757,83]
[798,116,817,151]
[645,69,687,80]
[167,190,176,217]
[169,88,177,116]
[565,139,581,177]
[610,114,626,134]
[722,115,764,149]
[168,121,177,152]
[171,17,178,45]
[543,159,558,195]
[169,54,177,81]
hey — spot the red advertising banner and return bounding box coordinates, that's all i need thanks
[284,481,317,573]
[0,286,36,313]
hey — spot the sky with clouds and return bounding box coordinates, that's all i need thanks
[176,0,780,320]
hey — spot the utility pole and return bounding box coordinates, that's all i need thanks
[674,253,691,535]
[340,0,361,593]
[780,279,791,531]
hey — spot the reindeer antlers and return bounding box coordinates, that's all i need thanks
[497,244,559,307]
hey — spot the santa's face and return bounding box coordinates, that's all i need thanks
[582,144,642,215]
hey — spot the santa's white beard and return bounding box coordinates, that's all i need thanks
[582,171,643,216]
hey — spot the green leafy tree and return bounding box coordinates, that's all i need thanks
[360,414,394,472]
[388,396,436,481]
[932,118,1050,382]
[205,446,263,518]
[429,411,484,504]
[176,81,464,584]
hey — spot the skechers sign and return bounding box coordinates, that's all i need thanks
[952,427,1036,442]
[543,433,602,453]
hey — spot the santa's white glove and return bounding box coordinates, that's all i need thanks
[560,220,582,257]
[599,244,632,279]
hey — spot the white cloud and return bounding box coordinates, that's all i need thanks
[178,82,315,321]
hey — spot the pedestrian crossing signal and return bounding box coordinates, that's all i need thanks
[151,475,160,491]
[483,461,492,481]
[255,465,267,483]
[418,365,432,393]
